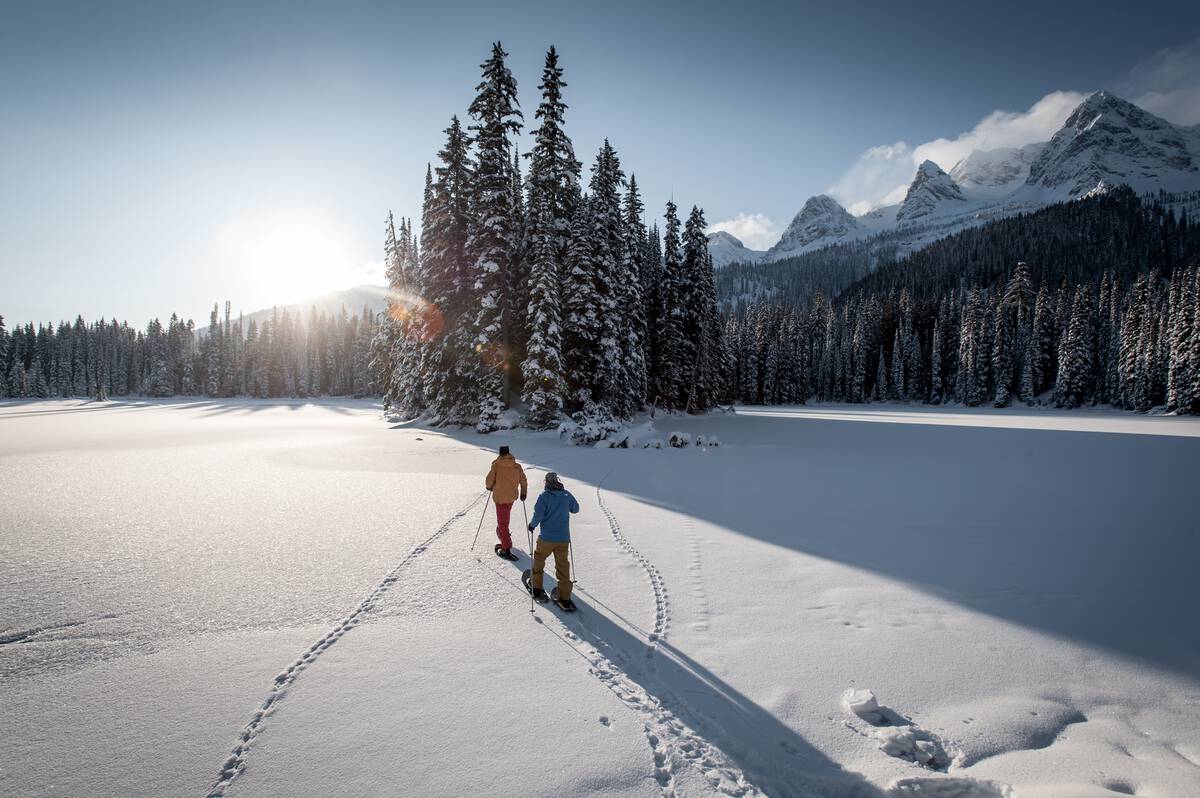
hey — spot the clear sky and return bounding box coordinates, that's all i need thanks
[3,0,1198,326]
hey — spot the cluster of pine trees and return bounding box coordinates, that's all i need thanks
[725,263,1200,414]
[0,303,377,401]
[373,44,724,432]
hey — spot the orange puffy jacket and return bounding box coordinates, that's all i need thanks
[485,455,527,504]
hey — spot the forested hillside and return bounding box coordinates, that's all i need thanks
[723,190,1200,414]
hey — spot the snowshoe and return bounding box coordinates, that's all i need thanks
[551,587,578,613]
[495,545,519,562]
[521,569,550,603]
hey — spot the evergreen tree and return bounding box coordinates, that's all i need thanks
[422,117,475,422]
[561,196,603,404]
[1055,285,1095,408]
[655,201,684,409]
[520,195,566,427]
[465,42,523,431]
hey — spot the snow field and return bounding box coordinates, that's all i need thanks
[4,399,1200,797]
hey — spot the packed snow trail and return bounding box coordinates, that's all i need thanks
[479,554,767,797]
[479,485,874,797]
[205,492,486,798]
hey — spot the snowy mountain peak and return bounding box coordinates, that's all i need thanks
[763,194,861,261]
[896,160,965,224]
[706,230,765,268]
[1024,90,1198,198]
[950,143,1045,197]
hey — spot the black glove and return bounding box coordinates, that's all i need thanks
[520,493,527,502]
[527,523,534,533]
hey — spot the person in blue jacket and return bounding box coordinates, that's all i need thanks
[526,471,580,607]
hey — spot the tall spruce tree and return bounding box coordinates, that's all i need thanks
[655,201,684,409]
[423,117,475,422]
[521,195,566,426]
[465,42,523,431]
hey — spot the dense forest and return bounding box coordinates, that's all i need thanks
[0,303,378,401]
[372,43,724,434]
[724,230,1200,414]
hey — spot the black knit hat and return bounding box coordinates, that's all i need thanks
[499,445,510,456]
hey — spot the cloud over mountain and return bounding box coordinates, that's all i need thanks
[828,91,1086,215]
[706,212,779,251]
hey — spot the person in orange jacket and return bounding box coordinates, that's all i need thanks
[485,445,527,560]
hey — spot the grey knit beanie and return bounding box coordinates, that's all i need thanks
[545,471,563,489]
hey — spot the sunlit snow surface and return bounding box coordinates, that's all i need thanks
[1,399,1198,797]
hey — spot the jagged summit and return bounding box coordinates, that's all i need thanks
[763,194,861,261]
[896,160,965,224]
[1024,90,1197,197]
[734,92,1200,263]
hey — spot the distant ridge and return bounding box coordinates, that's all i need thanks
[200,284,388,334]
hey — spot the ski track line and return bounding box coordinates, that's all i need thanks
[478,557,766,798]
[205,492,486,798]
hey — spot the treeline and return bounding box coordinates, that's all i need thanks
[373,43,724,433]
[725,263,1200,414]
[0,303,378,401]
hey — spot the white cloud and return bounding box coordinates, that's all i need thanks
[707,212,780,251]
[827,141,915,215]
[911,91,1087,171]
[1119,36,1200,125]
[828,91,1086,214]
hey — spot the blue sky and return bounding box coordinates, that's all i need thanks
[2,0,1198,326]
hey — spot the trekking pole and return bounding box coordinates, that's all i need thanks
[522,500,534,614]
[470,492,492,551]
[569,540,579,589]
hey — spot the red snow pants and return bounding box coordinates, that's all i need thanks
[494,502,513,550]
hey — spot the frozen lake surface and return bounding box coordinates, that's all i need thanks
[2,399,1198,797]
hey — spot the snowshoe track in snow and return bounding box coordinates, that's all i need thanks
[479,556,766,798]
[589,486,767,796]
[205,492,486,798]
[597,484,670,650]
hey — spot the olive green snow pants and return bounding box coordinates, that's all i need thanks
[531,538,572,600]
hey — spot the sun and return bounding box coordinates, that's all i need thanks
[217,211,360,306]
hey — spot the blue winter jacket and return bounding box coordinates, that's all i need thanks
[528,489,579,542]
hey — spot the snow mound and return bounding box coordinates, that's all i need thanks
[888,776,1013,797]
[668,431,691,448]
[841,688,958,771]
[925,695,1088,766]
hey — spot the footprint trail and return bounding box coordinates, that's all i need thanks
[205,492,486,798]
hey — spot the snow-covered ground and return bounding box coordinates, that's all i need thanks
[2,399,1198,797]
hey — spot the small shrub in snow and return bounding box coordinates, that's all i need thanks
[642,439,663,449]
[695,434,719,447]
[668,431,690,448]
[559,396,623,446]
